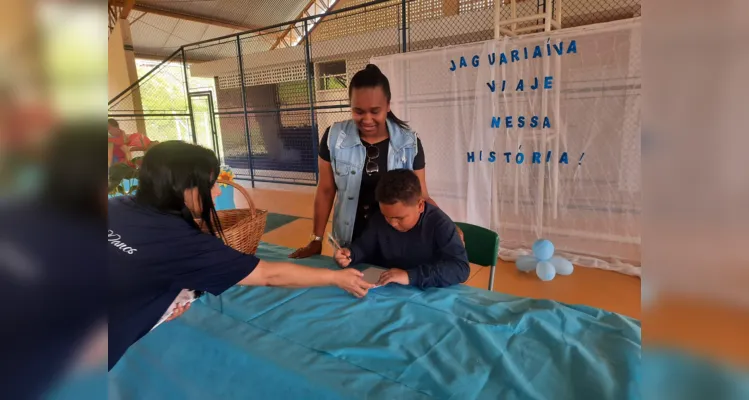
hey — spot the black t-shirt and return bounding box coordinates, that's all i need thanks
[108,196,259,370]
[319,127,426,240]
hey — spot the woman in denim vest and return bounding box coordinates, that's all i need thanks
[290,65,461,258]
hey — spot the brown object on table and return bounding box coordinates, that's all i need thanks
[197,179,267,255]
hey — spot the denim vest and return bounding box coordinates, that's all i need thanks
[328,118,418,246]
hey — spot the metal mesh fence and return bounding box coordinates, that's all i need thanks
[109,51,189,116]
[111,115,194,144]
[313,0,401,43]
[109,50,195,148]
[408,0,495,51]
[185,37,245,174]
[309,0,404,145]
[240,26,318,184]
[248,110,317,184]
[563,0,640,27]
[109,0,641,186]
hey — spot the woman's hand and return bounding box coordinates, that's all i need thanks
[377,268,410,286]
[165,302,191,322]
[289,240,322,259]
[333,268,375,298]
[334,248,352,267]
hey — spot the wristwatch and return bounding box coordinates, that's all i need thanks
[309,234,323,242]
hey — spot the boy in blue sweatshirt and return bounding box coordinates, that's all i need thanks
[334,169,469,289]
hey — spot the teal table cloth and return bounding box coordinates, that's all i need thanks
[109,243,642,399]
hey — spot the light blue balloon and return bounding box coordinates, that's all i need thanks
[516,255,537,272]
[550,256,574,275]
[536,261,556,281]
[532,239,555,261]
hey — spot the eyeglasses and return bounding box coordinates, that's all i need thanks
[365,145,379,176]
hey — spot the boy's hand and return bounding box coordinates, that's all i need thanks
[333,268,374,298]
[377,268,410,286]
[334,248,352,267]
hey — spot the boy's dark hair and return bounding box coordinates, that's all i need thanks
[375,169,422,206]
[108,118,119,128]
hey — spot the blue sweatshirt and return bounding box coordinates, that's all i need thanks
[349,203,470,289]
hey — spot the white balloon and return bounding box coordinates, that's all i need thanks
[550,256,574,275]
[516,255,537,272]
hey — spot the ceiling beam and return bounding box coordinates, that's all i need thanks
[121,0,136,19]
[109,4,121,37]
[109,1,261,32]
[129,10,147,26]
[132,4,261,32]
[134,52,202,64]
[271,0,334,50]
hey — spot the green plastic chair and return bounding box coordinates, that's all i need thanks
[456,222,500,291]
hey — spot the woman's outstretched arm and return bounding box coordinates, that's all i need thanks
[239,260,374,298]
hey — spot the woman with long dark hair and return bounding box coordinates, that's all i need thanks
[290,64,461,258]
[108,141,373,370]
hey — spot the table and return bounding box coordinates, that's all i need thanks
[109,243,642,399]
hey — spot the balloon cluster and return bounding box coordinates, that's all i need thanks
[516,239,574,281]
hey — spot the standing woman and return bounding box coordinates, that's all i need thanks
[109,141,373,370]
[290,64,461,258]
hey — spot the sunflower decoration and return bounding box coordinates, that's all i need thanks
[217,166,235,187]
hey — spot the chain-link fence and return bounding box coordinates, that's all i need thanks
[109,0,640,186]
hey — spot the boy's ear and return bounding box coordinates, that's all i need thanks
[418,198,425,212]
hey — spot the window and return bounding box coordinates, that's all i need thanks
[317,60,347,91]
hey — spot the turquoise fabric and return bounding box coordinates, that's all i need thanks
[328,119,418,246]
[109,242,642,399]
[643,349,749,399]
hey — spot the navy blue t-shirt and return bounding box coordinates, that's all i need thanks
[0,202,104,399]
[108,196,259,370]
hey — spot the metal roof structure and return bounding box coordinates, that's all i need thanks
[109,0,314,59]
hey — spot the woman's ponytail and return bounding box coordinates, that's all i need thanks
[386,110,410,131]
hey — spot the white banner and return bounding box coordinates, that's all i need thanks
[373,19,641,275]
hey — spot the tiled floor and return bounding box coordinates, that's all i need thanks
[241,184,642,320]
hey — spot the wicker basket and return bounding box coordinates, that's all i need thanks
[198,179,267,255]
